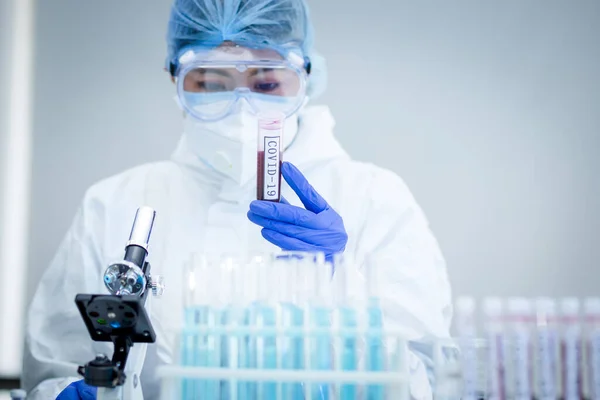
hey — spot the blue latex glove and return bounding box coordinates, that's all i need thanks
[56,380,97,400]
[248,162,348,259]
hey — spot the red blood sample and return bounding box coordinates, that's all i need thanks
[257,148,282,202]
[256,111,284,201]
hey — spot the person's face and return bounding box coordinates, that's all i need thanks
[177,42,302,97]
[182,67,298,96]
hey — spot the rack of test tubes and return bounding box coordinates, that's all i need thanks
[450,296,600,400]
[155,252,430,400]
[153,249,600,399]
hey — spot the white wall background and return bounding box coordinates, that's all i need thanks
[309,0,600,297]
[0,0,14,379]
[0,0,34,378]
[0,0,14,230]
[0,2,13,376]
[2,0,599,377]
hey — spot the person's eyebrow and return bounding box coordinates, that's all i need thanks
[192,68,232,78]
[249,68,275,77]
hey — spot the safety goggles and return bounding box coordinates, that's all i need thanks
[173,42,310,122]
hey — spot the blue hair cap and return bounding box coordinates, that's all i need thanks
[166,0,327,98]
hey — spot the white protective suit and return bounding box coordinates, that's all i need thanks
[23,105,453,399]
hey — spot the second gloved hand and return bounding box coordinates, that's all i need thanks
[56,380,96,400]
[247,162,348,259]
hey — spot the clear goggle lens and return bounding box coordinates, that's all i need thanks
[176,45,308,121]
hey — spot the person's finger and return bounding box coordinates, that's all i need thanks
[78,385,97,400]
[248,212,306,235]
[56,385,80,400]
[281,162,329,214]
[249,201,327,229]
[248,212,336,246]
[261,228,324,253]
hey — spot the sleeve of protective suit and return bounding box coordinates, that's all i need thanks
[22,191,106,400]
[353,168,454,399]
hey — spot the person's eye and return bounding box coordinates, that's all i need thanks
[198,81,227,92]
[253,82,280,93]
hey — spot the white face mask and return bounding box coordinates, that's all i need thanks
[181,105,300,185]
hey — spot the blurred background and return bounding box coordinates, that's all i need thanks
[1,0,599,391]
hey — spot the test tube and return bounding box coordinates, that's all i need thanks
[455,296,478,400]
[534,297,559,400]
[482,297,506,400]
[306,253,333,400]
[560,297,583,400]
[506,297,533,400]
[182,254,211,400]
[247,255,272,398]
[364,255,384,386]
[283,256,308,400]
[257,111,285,202]
[332,254,358,400]
[584,297,600,400]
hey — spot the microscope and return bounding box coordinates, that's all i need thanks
[75,207,165,400]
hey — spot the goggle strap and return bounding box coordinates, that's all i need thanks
[304,56,312,75]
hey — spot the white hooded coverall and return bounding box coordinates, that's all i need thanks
[23,106,453,399]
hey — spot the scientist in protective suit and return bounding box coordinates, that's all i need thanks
[23,0,453,399]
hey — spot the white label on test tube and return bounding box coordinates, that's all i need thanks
[563,331,582,400]
[483,297,505,400]
[461,338,478,400]
[456,297,478,400]
[263,136,280,199]
[257,112,284,202]
[536,328,559,399]
[591,333,600,400]
[513,332,532,398]
[561,298,582,400]
[507,298,533,400]
[488,333,508,400]
[584,298,600,400]
[535,298,559,400]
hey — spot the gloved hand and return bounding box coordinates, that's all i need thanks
[248,162,348,260]
[56,380,97,400]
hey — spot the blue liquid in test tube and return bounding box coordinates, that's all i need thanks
[311,306,331,400]
[281,303,305,400]
[339,307,357,400]
[248,305,278,400]
[367,299,384,400]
